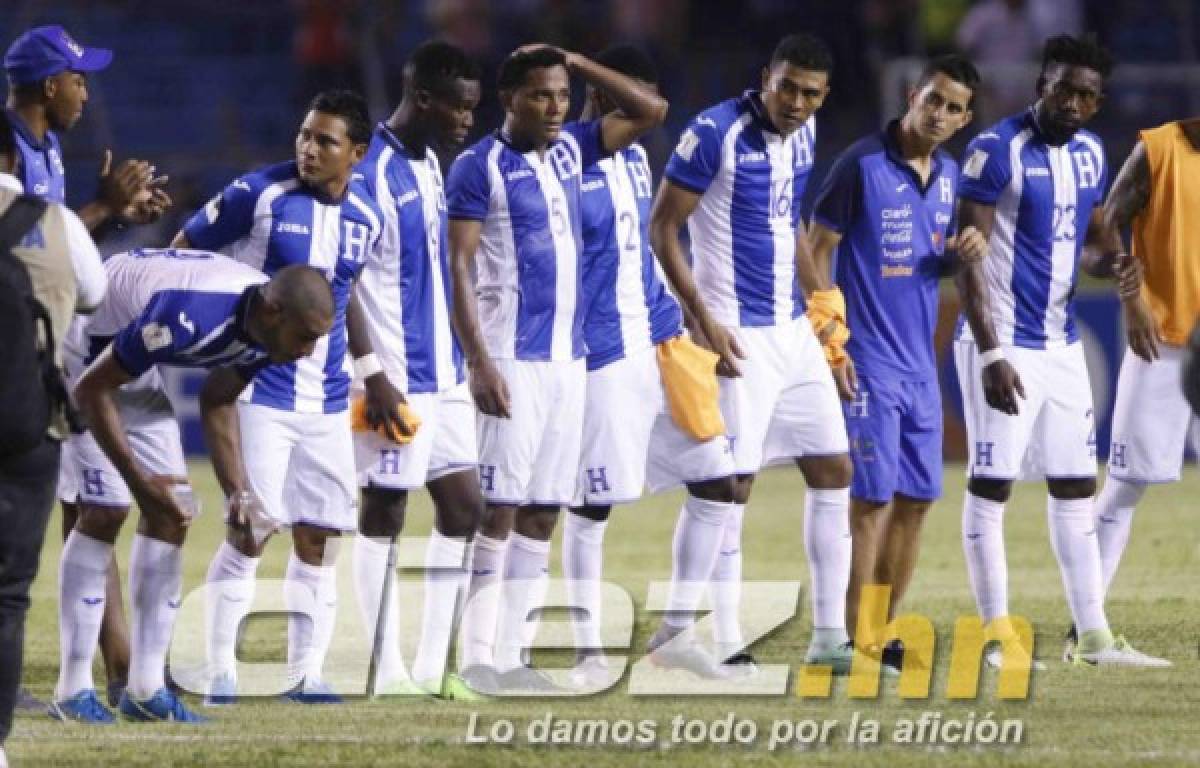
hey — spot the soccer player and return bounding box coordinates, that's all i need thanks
[59,249,333,723]
[954,35,1167,667]
[565,45,737,686]
[349,41,483,699]
[1080,116,1200,653]
[175,90,393,701]
[809,55,984,668]
[447,45,666,692]
[5,23,169,710]
[649,34,859,673]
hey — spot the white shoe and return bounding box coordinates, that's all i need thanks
[985,647,1046,671]
[1068,636,1172,667]
[718,650,759,679]
[648,626,729,679]
[568,654,613,689]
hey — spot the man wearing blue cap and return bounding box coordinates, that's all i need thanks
[3,25,172,720]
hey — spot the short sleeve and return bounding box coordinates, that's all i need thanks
[445,148,491,221]
[110,292,196,377]
[664,114,724,195]
[182,174,259,251]
[59,206,106,311]
[562,119,607,170]
[812,150,863,234]
[232,356,271,382]
[957,134,1012,206]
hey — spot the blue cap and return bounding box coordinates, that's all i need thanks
[4,25,112,84]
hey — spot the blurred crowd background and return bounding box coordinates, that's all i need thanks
[4,0,1199,252]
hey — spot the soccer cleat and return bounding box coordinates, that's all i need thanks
[429,673,486,702]
[281,679,344,704]
[1067,635,1172,668]
[647,625,728,679]
[15,686,45,712]
[375,678,431,697]
[1062,624,1078,663]
[47,689,116,724]
[495,666,564,695]
[119,688,208,723]
[719,651,759,679]
[459,664,503,696]
[568,654,614,690]
[984,647,1046,671]
[204,673,237,707]
[805,641,900,678]
[106,680,126,709]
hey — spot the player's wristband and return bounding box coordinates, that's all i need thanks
[354,353,383,380]
[979,347,1006,367]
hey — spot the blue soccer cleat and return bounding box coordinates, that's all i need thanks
[281,679,343,704]
[47,689,116,724]
[204,673,237,707]
[119,688,208,723]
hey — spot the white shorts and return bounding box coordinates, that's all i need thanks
[238,403,358,531]
[720,317,849,474]
[955,340,1096,481]
[69,388,187,507]
[1107,344,1197,483]
[477,358,585,506]
[57,438,79,503]
[354,382,478,491]
[576,346,734,505]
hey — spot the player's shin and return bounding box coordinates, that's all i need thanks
[411,531,468,686]
[352,533,408,688]
[460,534,508,670]
[710,503,745,660]
[804,488,852,649]
[1047,495,1108,635]
[494,533,550,673]
[204,541,260,683]
[56,532,113,699]
[1094,477,1146,594]
[563,512,609,654]
[126,534,182,700]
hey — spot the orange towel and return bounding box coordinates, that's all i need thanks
[656,336,726,442]
[350,395,422,444]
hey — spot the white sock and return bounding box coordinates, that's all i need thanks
[962,492,1008,622]
[1047,495,1109,634]
[285,553,338,686]
[205,541,260,680]
[494,533,550,673]
[55,531,112,699]
[1094,477,1145,594]
[665,495,733,629]
[710,503,745,657]
[352,534,407,688]
[411,531,468,685]
[460,534,507,669]
[804,488,851,642]
[127,534,182,700]
[563,513,608,653]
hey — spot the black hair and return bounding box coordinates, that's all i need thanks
[916,54,981,99]
[594,44,658,84]
[406,40,481,97]
[497,46,567,91]
[769,33,833,75]
[308,89,371,145]
[1040,34,1114,79]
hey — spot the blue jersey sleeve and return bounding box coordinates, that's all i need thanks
[183,174,259,251]
[446,148,491,221]
[957,133,1013,206]
[110,292,199,377]
[562,119,607,170]
[664,114,724,195]
[812,150,863,234]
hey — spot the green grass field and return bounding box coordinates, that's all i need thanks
[7,462,1200,767]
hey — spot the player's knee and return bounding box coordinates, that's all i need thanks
[799,453,853,489]
[515,505,560,541]
[570,505,611,523]
[292,525,340,566]
[686,475,737,503]
[76,503,128,542]
[732,473,755,504]
[481,504,517,539]
[359,487,407,538]
[967,476,1012,503]
[436,496,484,539]
[1048,477,1096,500]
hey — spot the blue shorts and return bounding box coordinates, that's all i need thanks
[843,373,942,504]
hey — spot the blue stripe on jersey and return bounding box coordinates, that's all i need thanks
[7,109,65,203]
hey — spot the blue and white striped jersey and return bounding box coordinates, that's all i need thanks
[5,109,66,203]
[182,161,382,413]
[580,142,682,371]
[80,248,270,379]
[665,91,816,328]
[356,124,462,394]
[445,121,606,362]
[956,110,1108,348]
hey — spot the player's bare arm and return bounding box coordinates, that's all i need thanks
[563,50,668,153]
[448,216,511,417]
[198,364,267,545]
[955,198,1024,414]
[346,287,413,437]
[74,348,188,525]
[649,179,744,377]
[1100,140,1159,361]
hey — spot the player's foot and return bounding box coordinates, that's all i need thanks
[281,679,344,704]
[568,653,613,690]
[375,678,430,697]
[47,689,116,724]
[1067,634,1172,667]
[119,688,208,723]
[424,673,486,702]
[459,664,503,696]
[495,666,563,695]
[1062,624,1078,662]
[16,686,45,712]
[719,651,759,679]
[105,680,126,709]
[984,646,1046,671]
[204,673,237,707]
[647,624,729,679]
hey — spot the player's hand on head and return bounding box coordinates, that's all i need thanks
[833,357,858,401]
[469,358,512,418]
[1122,296,1161,362]
[364,372,414,439]
[982,358,1025,415]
